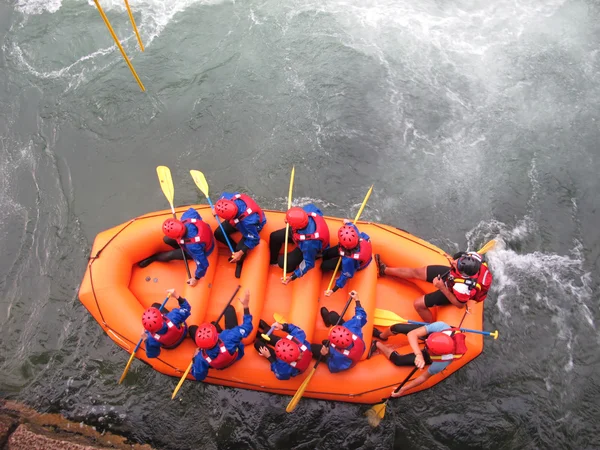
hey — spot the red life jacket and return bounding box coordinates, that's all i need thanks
[179,218,214,251]
[338,238,372,269]
[426,329,467,361]
[448,260,492,303]
[291,212,330,248]
[228,193,266,227]
[329,333,366,368]
[283,334,313,373]
[200,340,239,369]
[152,317,186,349]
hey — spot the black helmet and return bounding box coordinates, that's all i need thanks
[456,254,481,276]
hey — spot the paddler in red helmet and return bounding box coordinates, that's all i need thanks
[368,321,468,396]
[321,220,373,296]
[140,288,191,358]
[137,207,215,286]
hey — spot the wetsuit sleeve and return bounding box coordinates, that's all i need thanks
[287,324,307,342]
[270,360,297,381]
[222,314,254,348]
[191,355,209,381]
[335,257,358,289]
[188,244,209,279]
[293,241,319,278]
[166,299,192,326]
[237,216,261,251]
[144,334,161,359]
[326,348,353,373]
[352,305,367,327]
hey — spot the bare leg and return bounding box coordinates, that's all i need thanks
[414,296,434,322]
[379,327,393,340]
[383,266,427,280]
[375,341,395,359]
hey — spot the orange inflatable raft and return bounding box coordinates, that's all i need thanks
[78,206,484,404]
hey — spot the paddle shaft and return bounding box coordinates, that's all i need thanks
[261,325,277,341]
[119,296,170,384]
[407,320,496,337]
[170,210,193,279]
[214,285,242,325]
[171,361,193,399]
[205,196,235,254]
[283,166,295,280]
[390,366,419,397]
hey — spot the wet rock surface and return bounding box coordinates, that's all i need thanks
[0,400,153,450]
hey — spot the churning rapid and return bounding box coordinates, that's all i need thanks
[1,0,599,448]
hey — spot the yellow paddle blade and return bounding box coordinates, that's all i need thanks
[157,166,175,209]
[189,170,210,199]
[273,312,287,324]
[286,366,316,413]
[477,239,496,255]
[365,401,387,427]
[118,350,137,384]
[353,185,373,224]
[171,360,193,400]
[374,308,408,325]
[491,330,499,340]
[287,166,295,209]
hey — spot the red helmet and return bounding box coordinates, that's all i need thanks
[215,199,237,220]
[142,307,164,333]
[338,225,359,249]
[426,332,455,355]
[162,218,186,240]
[285,207,309,229]
[275,339,300,363]
[194,323,219,349]
[329,325,353,349]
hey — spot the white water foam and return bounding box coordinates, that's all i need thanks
[16,0,62,15]
[11,0,230,89]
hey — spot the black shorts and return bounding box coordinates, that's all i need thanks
[424,265,451,308]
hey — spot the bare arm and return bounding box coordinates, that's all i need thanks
[391,371,432,397]
[433,276,465,308]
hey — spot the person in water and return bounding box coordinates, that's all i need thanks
[321,221,372,296]
[213,192,267,278]
[313,290,367,373]
[269,205,330,284]
[189,289,253,381]
[375,251,493,322]
[369,321,467,397]
[141,288,191,358]
[138,207,215,286]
